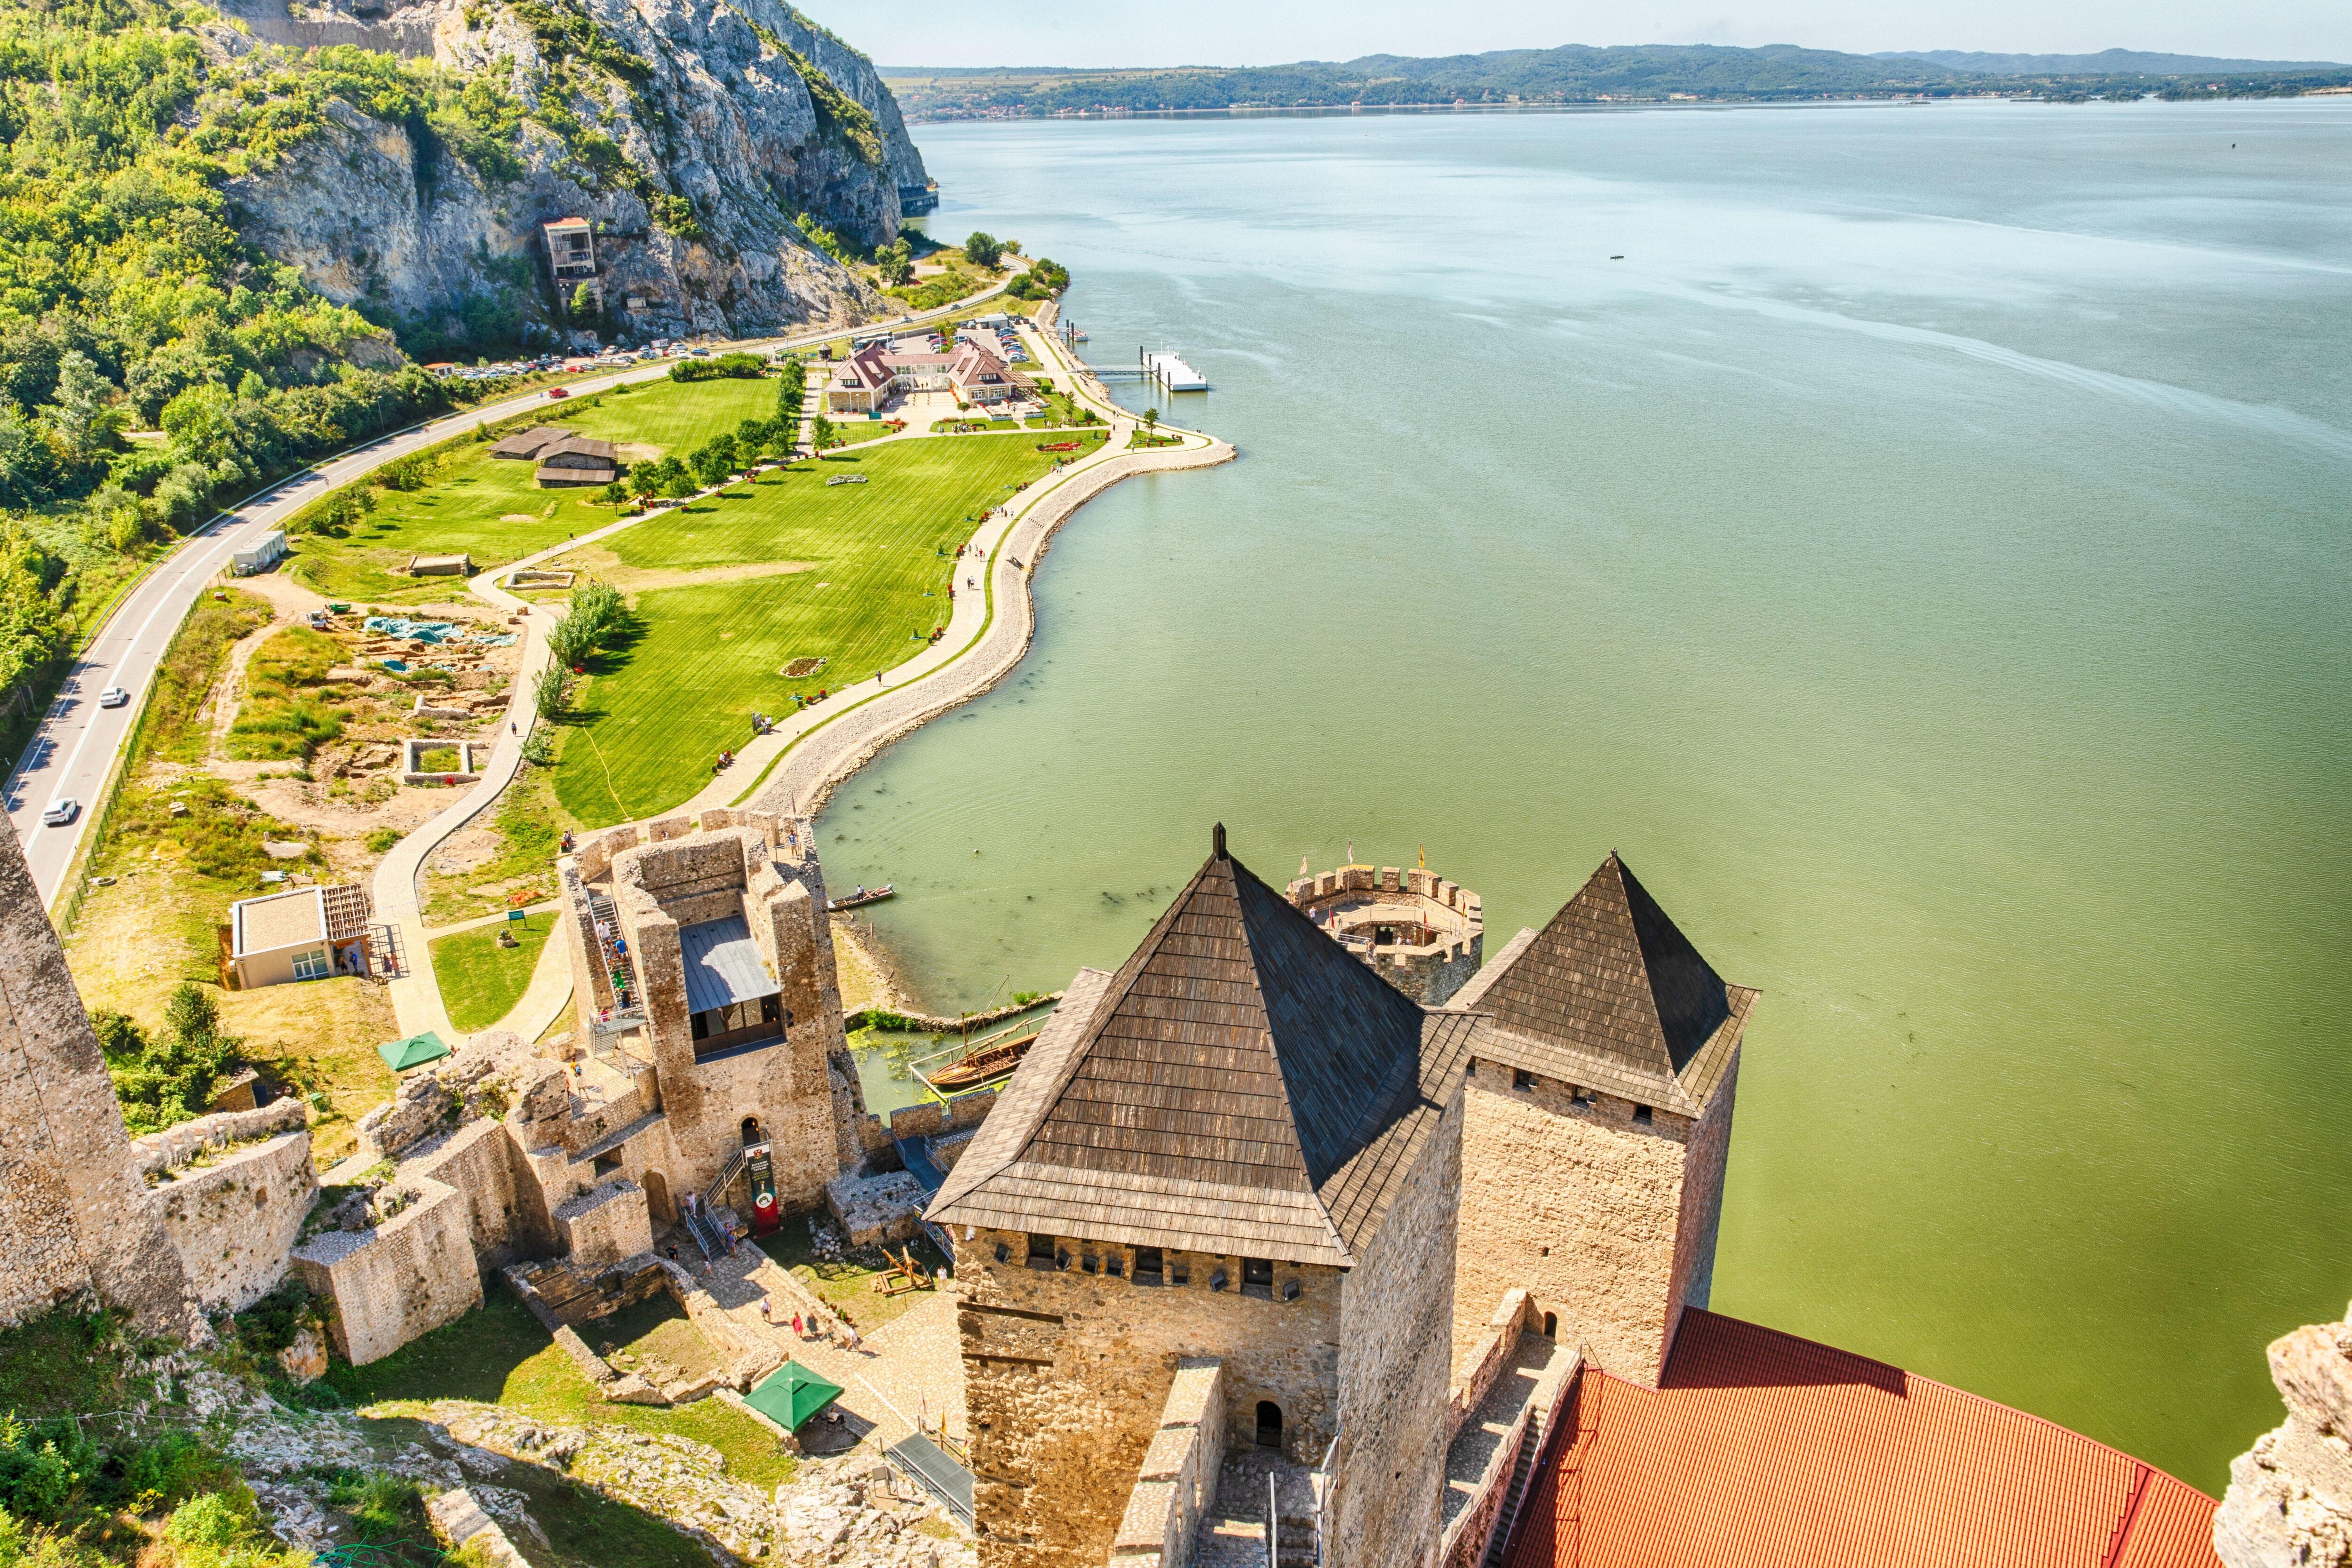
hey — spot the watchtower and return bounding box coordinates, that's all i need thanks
[1446,853,1753,1390]
[1286,857,1482,1006]
[931,826,1470,1568]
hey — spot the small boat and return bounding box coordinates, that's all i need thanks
[921,1028,1039,1093]
[829,883,895,911]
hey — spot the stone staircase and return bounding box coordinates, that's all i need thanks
[1480,1407,1549,1568]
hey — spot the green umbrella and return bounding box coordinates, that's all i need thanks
[746,1361,845,1432]
[377,1031,450,1072]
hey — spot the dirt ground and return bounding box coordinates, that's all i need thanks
[830,915,911,1015]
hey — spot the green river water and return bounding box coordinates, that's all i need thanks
[826,101,2352,1489]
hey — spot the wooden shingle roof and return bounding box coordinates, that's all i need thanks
[929,828,1474,1265]
[1451,854,1753,1117]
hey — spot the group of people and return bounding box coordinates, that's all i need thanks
[758,1294,863,1353]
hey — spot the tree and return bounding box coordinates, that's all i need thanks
[691,434,739,486]
[102,983,241,1135]
[569,282,598,318]
[1144,408,1160,432]
[533,662,569,719]
[810,414,836,450]
[875,239,914,287]
[598,479,627,504]
[962,231,1003,270]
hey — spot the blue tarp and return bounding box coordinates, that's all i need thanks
[365,616,459,643]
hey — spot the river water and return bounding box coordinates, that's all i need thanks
[826,100,2352,1488]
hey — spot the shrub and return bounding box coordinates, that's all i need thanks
[365,827,401,853]
[533,664,569,719]
[100,983,241,1136]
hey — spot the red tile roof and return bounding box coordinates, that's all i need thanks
[1507,1310,2219,1568]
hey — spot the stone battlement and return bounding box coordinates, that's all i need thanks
[1287,861,1485,1007]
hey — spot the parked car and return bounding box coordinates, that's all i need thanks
[547,386,569,399]
[98,686,128,708]
[689,346,712,357]
[41,798,77,826]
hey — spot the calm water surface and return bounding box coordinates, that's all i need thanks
[827,102,2352,1488]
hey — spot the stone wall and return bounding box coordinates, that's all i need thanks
[954,1226,1345,1568]
[552,1179,652,1267]
[1452,1063,1698,1390]
[2214,1304,2352,1568]
[404,1115,554,1271]
[128,1098,306,1177]
[1664,1047,1740,1334]
[0,824,196,1334]
[1107,1360,1226,1568]
[1329,1090,1460,1568]
[146,1130,317,1312]
[294,1177,484,1364]
[1447,1288,1537,1441]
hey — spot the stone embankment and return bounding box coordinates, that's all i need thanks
[751,433,1234,820]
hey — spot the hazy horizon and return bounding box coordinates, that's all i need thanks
[836,1,2352,74]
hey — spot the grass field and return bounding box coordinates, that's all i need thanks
[431,912,554,1032]
[293,378,784,604]
[755,1212,954,1334]
[331,1292,796,1492]
[551,429,1105,826]
[226,626,352,760]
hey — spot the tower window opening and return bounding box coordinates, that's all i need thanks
[1633,1104,1653,1125]
[1134,1247,1163,1285]
[1513,1068,1535,1092]
[1026,1233,1056,1269]
[1242,1257,1274,1298]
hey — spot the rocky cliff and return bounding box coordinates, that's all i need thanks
[215,0,928,347]
[2214,1305,2352,1567]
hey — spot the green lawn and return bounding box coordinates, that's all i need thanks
[329,1291,796,1492]
[293,379,785,604]
[431,912,554,1032]
[552,429,1107,826]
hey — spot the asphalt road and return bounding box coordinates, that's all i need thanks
[2,274,1015,907]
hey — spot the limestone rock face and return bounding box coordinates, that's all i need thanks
[2216,1305,2352,1568]
[215,0,924,344]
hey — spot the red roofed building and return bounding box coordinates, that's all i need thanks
[1505,1309,2220,1568]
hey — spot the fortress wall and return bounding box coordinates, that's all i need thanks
[1453,1065,1695,1390]
[552,1178,652,1267]
[0,825,194,1333]
[954,1227,1345,1568]
[146,1129,317,1312]
[1106,1359,1226,1568]
[295,1177,484,1365]
[1330,1088,1460,1568]
[405,1116,551,1271]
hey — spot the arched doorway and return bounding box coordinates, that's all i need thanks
[1255,1401,1283,1451]
[1542,1312,1558,1338]
[740,1116,763,1147]
[644,1170,673,1224]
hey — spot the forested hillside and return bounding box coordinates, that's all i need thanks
[0,0,925,757]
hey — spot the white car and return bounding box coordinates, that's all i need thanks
[97,686,128,708]
[41,798,77,826]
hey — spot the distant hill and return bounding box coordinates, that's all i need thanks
[1879,48,2348,75]
[883,42,2352,119]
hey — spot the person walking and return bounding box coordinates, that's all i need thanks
[792,1312,804,1337]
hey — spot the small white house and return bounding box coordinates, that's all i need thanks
[229,884,373,988]
[231,531,288,576]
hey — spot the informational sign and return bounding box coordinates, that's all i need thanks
[747,1144,779,1235]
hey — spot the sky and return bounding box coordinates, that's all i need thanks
[845,0,2352,72]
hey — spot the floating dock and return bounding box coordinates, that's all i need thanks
[1140,348,1208,392]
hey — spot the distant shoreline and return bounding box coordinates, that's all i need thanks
[903,93,2352,125]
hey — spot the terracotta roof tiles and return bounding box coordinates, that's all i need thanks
[1506,1310,2219,1568]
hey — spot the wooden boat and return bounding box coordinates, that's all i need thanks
[829,883,894,911]
[918,1028,1039,1093]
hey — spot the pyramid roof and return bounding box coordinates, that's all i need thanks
[1452,854,1753,1117]
[929,826,1475,1265]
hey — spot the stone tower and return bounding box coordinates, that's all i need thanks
[1446,853,1753,1390]
[930,827,1471,1568]
[1285,860,1483,1006]
[0,824,197,1335]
